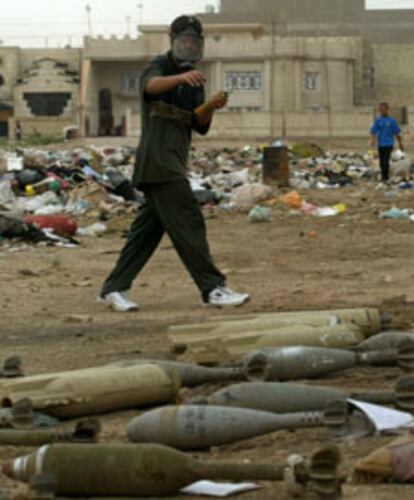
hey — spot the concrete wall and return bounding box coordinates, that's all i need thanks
[205,35,362,112]
[202,1,414,43]
[9,117,74,140]
[217,0,414,24]
[128,108,373,139]
[220,0,366,23]
[372,44,414,106]
[0,47,20,105]
[83,33,168,61]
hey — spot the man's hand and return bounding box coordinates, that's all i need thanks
[179,70,206,87]
[211,91,228,110]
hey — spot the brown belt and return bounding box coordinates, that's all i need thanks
[150,101,193,126]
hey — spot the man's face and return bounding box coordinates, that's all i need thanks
[180,35,199,52]
[171,31,204,65]
[380,104,389,117]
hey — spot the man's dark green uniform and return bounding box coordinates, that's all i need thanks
[101,52,226,301]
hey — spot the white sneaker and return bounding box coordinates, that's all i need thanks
[206,286,250,307]
[99,292,139,312]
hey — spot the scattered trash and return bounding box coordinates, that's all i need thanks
[280,190,302,209]
[24,215,78,237]
[0,214,50,243]
[291,142,325,158]
[380,207,411,220]
[348,399,414,434]
[247,206,272,223]
[76,223,107,237]
[232,183,273,211]
[181,480,260,498]
[0,145,141,250]
[353,434,414,484]
[315,204,347,217]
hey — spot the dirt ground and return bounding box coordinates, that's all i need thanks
[1,142,414,499]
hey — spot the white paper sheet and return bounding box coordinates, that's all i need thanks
[181,480,260,497]
[348,399,414,432]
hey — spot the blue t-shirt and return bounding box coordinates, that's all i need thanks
[370,116,401,147]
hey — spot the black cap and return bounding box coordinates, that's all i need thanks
[170,15,203,36]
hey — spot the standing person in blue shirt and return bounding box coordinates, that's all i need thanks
[370,103,404,183]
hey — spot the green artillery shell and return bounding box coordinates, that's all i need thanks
[3,443,298,497]
[198,382,348,413]
[242,346,403,382]
[358,331,414,352]
[112,359,243,387]
[0,364,180,418]
[127,405,326,450]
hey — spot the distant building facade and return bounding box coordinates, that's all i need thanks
[1,0,414,139]
[79,24,375,139]
[0,47,80,139]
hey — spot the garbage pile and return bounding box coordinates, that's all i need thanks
[190,143,413,197]
[1,142,413,247]
[2,307,414,498]
[0,146,140,246]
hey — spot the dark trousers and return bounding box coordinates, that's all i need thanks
[101,179,225,301]
[378,146,393,182]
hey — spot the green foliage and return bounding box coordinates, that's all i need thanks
[291,142,325,158]
[22,131,62,146]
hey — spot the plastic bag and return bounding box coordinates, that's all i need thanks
[248,206,272,223]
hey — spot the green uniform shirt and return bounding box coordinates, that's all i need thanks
[133,52,210,187]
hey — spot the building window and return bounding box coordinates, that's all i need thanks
[304,72,321,92]
[227,106,262,113]
[120,73,141,95]
[225,72,262,91]
[0,75,4,87]
[23,93,71,116]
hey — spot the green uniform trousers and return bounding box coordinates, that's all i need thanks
[101,179,226,301]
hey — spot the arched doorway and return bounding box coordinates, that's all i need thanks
[0,103,13,138]
[98,89,114,136]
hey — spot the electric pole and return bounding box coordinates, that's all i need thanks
[137,3,144,26]
[86,4,93,37]
[126,16,132,36]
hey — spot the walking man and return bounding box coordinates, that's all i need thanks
[100,15,250,312]
[370,103,404,183]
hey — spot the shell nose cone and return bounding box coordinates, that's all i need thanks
[127,407,169,443]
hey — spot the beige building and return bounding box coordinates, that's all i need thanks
[1,0,414,139]
[80,24,374,138]
[0,47,80,139]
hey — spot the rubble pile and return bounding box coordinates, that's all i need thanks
[0,146,140,246]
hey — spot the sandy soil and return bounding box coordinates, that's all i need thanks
[1,157,414,498]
